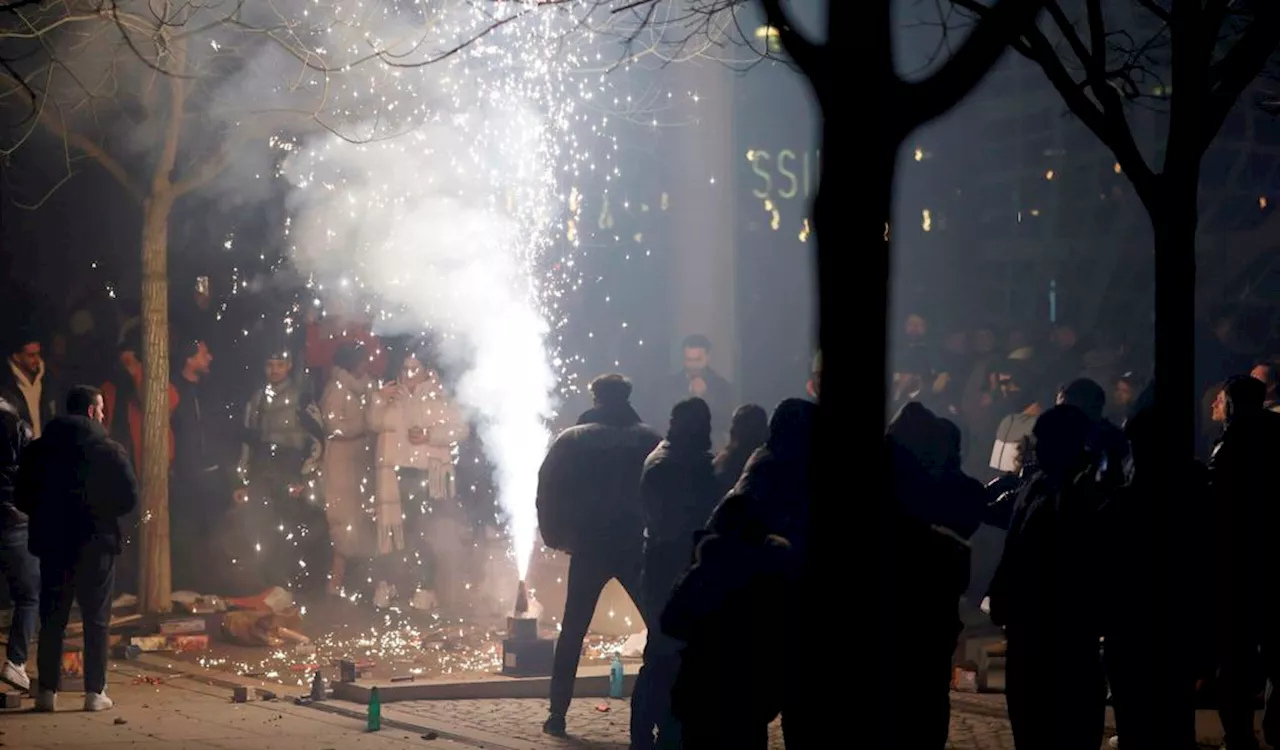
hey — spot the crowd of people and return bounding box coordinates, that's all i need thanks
[7,296,1280,750]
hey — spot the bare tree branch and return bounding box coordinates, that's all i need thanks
[1200,1,1280,154]
[758,0,822,78]
[905,0,1046,125]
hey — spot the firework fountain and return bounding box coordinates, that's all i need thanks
[277,0,601,606]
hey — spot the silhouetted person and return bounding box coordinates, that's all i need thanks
[711,404,769,499]
[536,374,661,737]
[886,403,985,748]
[17,386,138,712]
[663,398,814,750]
[1210,375,1280,750]
[0,390,34,693]
[631,398,717,750]
[989,405,1107,750]
[1103,404,1205,750]
[1056,377,1128,487]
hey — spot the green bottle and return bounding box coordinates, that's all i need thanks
[367,687,382,732]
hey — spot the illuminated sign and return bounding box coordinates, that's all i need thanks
[746,148,821,202]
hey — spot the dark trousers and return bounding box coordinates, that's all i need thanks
[1217,619,1280,749]
[37,549,115,694]
[171,468,225,593]
[631,543,688,750]
[0,524,38,665]
[549,545,644,716]
[1005,637,1107,750]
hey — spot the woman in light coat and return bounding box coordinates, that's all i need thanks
[320,342,375,596]
[369,349,469,610]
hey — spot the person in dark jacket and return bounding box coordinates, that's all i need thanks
[711,403,769,500]
[16,385,138,712]
[1209,374,1280,750]
[886,404,986,749]
[663,398,814,750]
[1056,377,1129,488]
[632,397,718,750]
[988,404,1107,750]
[1103,404,1204,750]
[536,373,661,737]
[0,394,34,692]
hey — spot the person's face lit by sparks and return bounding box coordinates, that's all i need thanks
[119,349,142,378]
[12,342,42,379]
[1212,388,1228,423]
[904,314,926,342]
[1114,379,1135,409]
[997,373,1020,398]
[265,357,292,386]
[187,342,213,377]
[1250,364,1276,399]
[402,355,430,386]
[88,394,105,424]
[683,346,709,377]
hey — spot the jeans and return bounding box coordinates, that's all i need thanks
[548,545,644,716]
[0,525,38,665]
[37,548,116,694]
[631,542,691,750]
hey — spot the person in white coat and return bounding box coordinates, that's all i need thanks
[320,342,375,597]
[369,348,469,610]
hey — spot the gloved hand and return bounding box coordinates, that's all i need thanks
[377,503,405,555]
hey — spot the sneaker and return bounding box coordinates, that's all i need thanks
[34,690,56,712]
[1108,737,1119,749]
[409,589,439,611]
[373,581,392,609]
[84,691,113,712]
[543,712,567,737]
[0,660,30,692]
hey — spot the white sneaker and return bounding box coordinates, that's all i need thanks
[84,691,113,712]
[373,581,392,609]
[410,589,439,611]
[34,690,56,712]
[0,660,30,692]
[1108,737,1119,748]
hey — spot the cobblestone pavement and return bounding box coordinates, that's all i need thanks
[389,696,1023,749]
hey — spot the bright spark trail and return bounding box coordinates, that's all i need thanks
[275,0,610,582]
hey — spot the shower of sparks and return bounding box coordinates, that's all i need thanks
[271,0,613,581]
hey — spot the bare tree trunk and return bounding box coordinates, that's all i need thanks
[1147,169,1200,744]
[138,193,173,614]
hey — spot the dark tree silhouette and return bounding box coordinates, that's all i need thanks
[947,1,1279,739]
[949,0,1279,455]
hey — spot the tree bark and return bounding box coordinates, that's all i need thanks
[137,192,174,615]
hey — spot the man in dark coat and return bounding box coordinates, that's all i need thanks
[1209,375,1280,750]
[631,397,718,750]
[536,373,661,737]
[16,385,138,712]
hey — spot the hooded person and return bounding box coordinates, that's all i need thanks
[631,397,718,750]
[663,399,815,750]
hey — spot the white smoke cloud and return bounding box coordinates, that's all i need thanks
[277,5,573,579]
